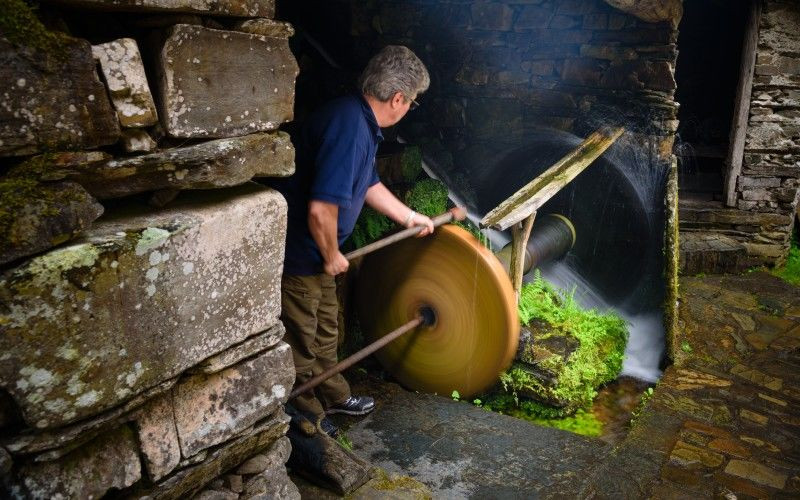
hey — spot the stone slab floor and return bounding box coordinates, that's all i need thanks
[296,271,799,499]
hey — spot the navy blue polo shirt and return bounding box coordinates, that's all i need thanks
[270,94,382,275]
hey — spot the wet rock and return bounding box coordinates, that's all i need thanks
[156,24,298,138]
[0,4,119,157]
[34,132,294,199]
[19,426,141,499]
[121,129,159,153]
[134,392,181,481]
[349,470,433,500]
[0,184,286,429]
[234,18,295,39]
[173,343,293,457]
[93,38,158,128]
[0,180,104,266]
[46,0,275,17]
[190,323,285,375]
[679,232,747,275]
[725,459,788,489]
[148,410,290,500]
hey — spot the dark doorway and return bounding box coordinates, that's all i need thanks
[674,0,751,200]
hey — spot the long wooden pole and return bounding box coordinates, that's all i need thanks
[344,207,466,261]
[290,316,424,398]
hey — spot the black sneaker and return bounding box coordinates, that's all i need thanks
[326,395,375,416]
[319,417,339,438]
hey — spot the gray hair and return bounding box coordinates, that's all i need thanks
[359,45,430,102]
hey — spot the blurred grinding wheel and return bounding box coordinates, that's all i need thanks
[356,225,519,398]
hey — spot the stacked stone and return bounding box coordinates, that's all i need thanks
[736,0,800,264]
[345,0,681,180]
[0,0,301,498]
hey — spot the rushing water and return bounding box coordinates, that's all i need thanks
[415,127,670,383]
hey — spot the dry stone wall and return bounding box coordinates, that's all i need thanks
[1,0,300,498]
[736,0,800,263]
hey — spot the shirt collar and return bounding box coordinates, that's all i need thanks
[356,93,384,142]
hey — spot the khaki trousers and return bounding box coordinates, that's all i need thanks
[281,273,351,417]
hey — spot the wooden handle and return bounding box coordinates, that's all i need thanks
[344,206,467,261]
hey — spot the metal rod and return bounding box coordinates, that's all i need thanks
[344,207,466,261]
[289,316,424,399]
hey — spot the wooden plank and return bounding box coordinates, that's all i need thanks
[510,212,536,303]
[480,127,624,231]
[724,0,762,207]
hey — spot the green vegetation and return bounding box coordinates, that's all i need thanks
[772,231,800,286]
[0,0,70,59]
[451,390,460,401]
[336,432,353,451]
[680,340,693,353]
[513,272,628,410]
[348,178,449,249]
[481,393,603,437]
[403,179,448,218]
[348,206,394,249]
[630,387,654,425]
[475,272,628,438]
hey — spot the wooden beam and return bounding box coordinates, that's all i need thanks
[724,0,762,207]
[480,127,624,231]
[510,212,536,303]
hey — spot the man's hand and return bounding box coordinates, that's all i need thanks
[407,213,434,237]
[365,182,436,238]
[323,251,350,276]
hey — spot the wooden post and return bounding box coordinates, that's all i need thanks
[724,0,762,207]
[479,126,625,306]
[510,212,536,302]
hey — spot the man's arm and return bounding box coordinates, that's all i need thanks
[308,200,349,275]
[365,182,435,236]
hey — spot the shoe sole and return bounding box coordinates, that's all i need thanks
[326,406,375,416]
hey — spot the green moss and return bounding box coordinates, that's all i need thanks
[8,153,59,180]
[0,177,60,245]
[478,272,628,430]
[482,393,603,437]
[336,432,353,451]
[629,386,655,425]
[515,272,628,409]
[399,145,423,182]
[772,231,800,286]
[0,0,69,59]
[403,178,448,217]
[348,206,394,249]
[348,178,450,249]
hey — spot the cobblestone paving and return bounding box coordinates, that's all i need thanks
[583,271,800,499]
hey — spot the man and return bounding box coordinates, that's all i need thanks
[271,46,434,437]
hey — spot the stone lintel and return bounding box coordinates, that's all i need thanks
[46,0,275,18]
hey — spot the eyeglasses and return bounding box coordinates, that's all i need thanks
[408,97,420,111]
